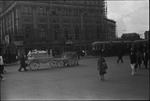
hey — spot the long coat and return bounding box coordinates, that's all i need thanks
[19,55,26,68]
[137,52,142,64]
[97,57,107,75]
[130,52,137,64]
[143,52,149,62]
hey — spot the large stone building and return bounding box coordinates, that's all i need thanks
[0,0,109,56]
[105,18,116,41]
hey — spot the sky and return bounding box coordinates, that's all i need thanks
[107,0,149,38]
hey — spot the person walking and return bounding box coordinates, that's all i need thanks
[142,49,149,69]
[117,50,124,63]
[136,50,142,69]
[0,56,5,74]
[129,49,137,76]
[0,75,3,80]
[0,56,4,80]
[18,54,28,72]
[97,54,108,81]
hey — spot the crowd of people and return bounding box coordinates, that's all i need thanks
[1,48,149,81]
[116,48,149,76]
[0,54,28,80]
[129,48,149,76]
[96,48,149,81]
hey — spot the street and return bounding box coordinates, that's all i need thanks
[1,56,149,100]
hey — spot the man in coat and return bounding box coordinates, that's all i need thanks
[143,49,149,69]
[130,49,137,76]
[117,49,124,63]
[18,54,28,72]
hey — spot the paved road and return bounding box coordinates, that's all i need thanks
[1,56,149,100]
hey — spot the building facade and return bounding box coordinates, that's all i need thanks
[0,0,108,56]
[105,18,116,41]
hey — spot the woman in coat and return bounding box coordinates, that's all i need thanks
[97,54,108,81]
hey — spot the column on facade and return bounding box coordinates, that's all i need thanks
[32,6,38,42]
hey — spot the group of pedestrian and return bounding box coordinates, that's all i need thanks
[1,48,149,81]
[0,53,28,80]
[97,48,149,81]
[129,48,149,76]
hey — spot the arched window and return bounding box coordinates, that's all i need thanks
[22,6,32,15]
[38,7,46,15]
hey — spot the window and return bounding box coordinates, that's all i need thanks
[62,8,69,16]
[38,7,46,15]
[74,9,79,16]
[52,7,59,16]
[53,17,59,23]
[24,26,32,39]
[53,24,60,40]
[40,27,46,40]
[64,25,70,41]
[22,6,32,15]
[25,28,29,38]
[74,25,80,40]
[38,25,46,40]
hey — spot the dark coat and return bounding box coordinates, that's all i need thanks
[19,55,26,67]
[97,57,107,75]
[118,50,123,58]
[143,52,149,61]
[130,52,137,64]
[137,52,142,64]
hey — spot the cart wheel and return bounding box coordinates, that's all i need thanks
[58,60,64,67]
[29,60,40,70]
[50,60,57,67]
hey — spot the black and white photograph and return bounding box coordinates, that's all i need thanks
[0,0,149,100]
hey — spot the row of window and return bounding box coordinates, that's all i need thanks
[21,6,102,17]
[50,0,102,5]
[21,24,102,41]
[22,6,46,15]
